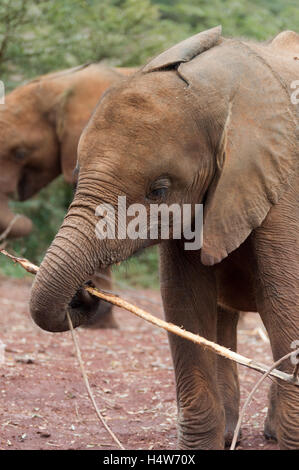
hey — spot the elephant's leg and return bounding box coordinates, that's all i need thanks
[80,267,118,329]
[258,311,299,449]
[217,304,240,446]
[160,242,225,450]
[253,190,299,450]
[264,382,278,441]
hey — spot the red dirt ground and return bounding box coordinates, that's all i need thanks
[0,275,279,450]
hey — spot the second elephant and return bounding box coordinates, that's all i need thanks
[0,63,135,327]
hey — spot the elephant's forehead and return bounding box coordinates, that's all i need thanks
[0,88,38,127]
[0,108,39,146]
[96,70,186,121]
[0,114,20,140]
[78,71,198,168]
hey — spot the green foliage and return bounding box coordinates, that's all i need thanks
[154,0,298,40]
[0,0,297,286]
[113,246,160,289]
[0,0,186,91]
[1,0,297,88]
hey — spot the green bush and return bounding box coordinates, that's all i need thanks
[0,0,186,91]
[154,0,298,39]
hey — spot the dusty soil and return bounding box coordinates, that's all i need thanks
[0,275,279,450]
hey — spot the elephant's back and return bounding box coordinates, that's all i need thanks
[249,32,299,115]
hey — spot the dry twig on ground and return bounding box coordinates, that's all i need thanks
[66,311,125,450]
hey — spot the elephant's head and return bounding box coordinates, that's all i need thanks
[30,26,297,332]
[0,78,61,238]
[0,81,57,238]
[0,65,131,239]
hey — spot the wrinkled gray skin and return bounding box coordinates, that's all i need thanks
[30,27,299,449]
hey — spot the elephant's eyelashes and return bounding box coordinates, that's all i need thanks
[147,177,171,201]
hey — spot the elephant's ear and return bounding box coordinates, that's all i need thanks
[52,89,80,184]
[36,81,79,183]
[270,30,299,53]
[142,26,222,73]
[178,41,298,266]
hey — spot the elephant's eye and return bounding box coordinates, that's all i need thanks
[147,177,171,201]
[14,148,28,161]
[148,187,167,200]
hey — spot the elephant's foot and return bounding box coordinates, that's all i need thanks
[219,386,240,446]
[224,415,242,447]
[178,425,225,450]
[264,383,277,441]
[264,415,277,441]
[273,383,299,449]
[177,398,225,450]
[276,404,299,449]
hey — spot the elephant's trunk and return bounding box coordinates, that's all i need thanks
[30,202,104,332]
[0,195,33,239]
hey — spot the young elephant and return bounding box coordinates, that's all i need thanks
[0,64,134,327]
[29,27,299,449]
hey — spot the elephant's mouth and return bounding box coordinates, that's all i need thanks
[17,172,31,201]
[68,280,116,329]
[66,245,154,328]
[18,168,41,201]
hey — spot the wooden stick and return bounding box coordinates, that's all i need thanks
[1,249,298,387]
[86,286,299,386]
[0,249,38,274]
